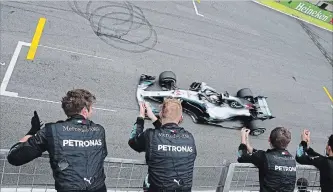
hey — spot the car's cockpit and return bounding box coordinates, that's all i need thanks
[190,82,230,105]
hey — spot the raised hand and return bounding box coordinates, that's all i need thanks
[301,130,309,142]
[241,128,250,144]
[301,129,310,147]
[145,102,156,120]
[139,102,146,118]
[26,111,43,136]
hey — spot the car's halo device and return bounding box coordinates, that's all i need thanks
[136,71,275,136]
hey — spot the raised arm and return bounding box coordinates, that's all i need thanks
[296,141,324,168]
[237,128,265,168]
[237,144,265,168]
[128,116,147,152]
[7,126,48,166]
[295,130,324,169]
[7,111,47,166]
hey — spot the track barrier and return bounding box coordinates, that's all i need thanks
[0,149,322,192]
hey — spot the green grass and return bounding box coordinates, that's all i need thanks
[258,0,333,32]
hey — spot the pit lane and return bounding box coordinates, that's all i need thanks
[0,0,332,184]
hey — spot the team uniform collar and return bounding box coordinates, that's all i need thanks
[67,115,89,124]
[68,114,86,120]
[161,123,179,128]
[267,148,291,155]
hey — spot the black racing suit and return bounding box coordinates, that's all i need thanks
[237,144,296,192]
[128,117,197,192]
[7,115,108,192]
[296,141,333,192]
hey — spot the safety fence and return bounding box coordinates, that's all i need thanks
[0,149,225,192]
[221,163,322,192]
[0,149,322,192]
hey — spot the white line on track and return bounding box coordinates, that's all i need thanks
[1,89,117,112]
[0,41,27,96]
[0,41,114,98]
[192,0,204,17]
[0,41,116,112]
[39,44,114,62]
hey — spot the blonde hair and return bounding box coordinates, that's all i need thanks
[160,97,182,123]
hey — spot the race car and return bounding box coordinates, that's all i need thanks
[136,71,275,136]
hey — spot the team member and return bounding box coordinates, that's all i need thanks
[237,127,296,192]
[296,130,333,192]
[7,89,108,192]
[128,98,197,192]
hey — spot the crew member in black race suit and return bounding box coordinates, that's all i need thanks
[296,130,333,192]
[7,89,108,192]
[237,127,296,192]
[128,98,197,192]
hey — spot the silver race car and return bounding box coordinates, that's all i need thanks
[136,71,275,136]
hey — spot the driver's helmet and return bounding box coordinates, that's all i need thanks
[209,95,219,103]
[205,89,215,95]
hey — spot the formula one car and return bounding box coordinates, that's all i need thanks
[136,71,275,136]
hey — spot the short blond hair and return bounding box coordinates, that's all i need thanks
[160,97,182,122]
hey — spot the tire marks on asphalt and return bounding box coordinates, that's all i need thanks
[297,19,333,67]
[68,1,158,53]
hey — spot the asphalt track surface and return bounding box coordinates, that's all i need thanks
[0,0,332,189]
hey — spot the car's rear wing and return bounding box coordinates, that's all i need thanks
[255,96,275,119]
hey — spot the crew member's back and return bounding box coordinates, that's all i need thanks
[46,116,107,190]
[262,149,296,191]
[237,127,296,192]
[145,123,196,190]
[7,89,108,192]
[128,99,197,192]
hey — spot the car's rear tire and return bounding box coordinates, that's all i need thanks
[237,88,254,102]
[159,71,177,89]
[246,119,266,136]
